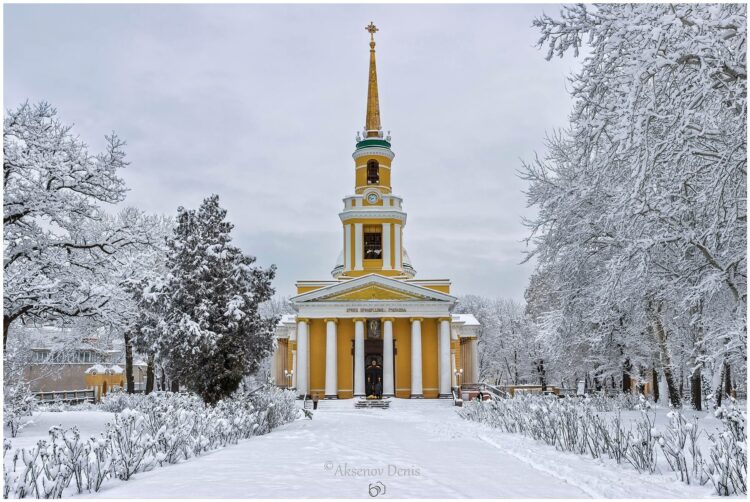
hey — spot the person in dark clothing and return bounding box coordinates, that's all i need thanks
[312,393,319,410]
[374,377,383,399]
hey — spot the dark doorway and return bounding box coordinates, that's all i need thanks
[365,340,382,396]
[352,339,396,397]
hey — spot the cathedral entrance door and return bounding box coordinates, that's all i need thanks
[364,342,383,397]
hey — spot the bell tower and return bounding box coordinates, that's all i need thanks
[332,23,415,280]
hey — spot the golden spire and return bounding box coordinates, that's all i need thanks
[364,22,382,138]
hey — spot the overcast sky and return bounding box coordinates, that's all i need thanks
[5,4,580,301]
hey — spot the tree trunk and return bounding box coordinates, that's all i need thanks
[536,359,547,391]
[170,379,179,392]
[145,354,155,394]
[679,367,684,400]
[637,368,645,395]
[723,362,732,396]
[715,362,725,407]
[690,366,702,411]
[124,331,135,394]
[3,315,11,350]
[622,359,632,394]
[651,305,681,408]
[689,300,705,411]
[652,367,660,403]
[160,367,167,391]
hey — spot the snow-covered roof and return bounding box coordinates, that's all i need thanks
[402,247,413,266]
[85,364,124,375]
[9,324,118,352]
[85,364,108,374]
[452,314,480,326]
[278,314,297,326]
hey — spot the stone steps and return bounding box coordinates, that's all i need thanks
[354,398,391,409]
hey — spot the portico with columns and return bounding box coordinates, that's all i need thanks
[270,23,480,399]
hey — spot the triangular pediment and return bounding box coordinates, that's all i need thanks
[291,274,455,304]
[325,284,422,301]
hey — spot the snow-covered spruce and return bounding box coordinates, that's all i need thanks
[3,388,300,499]
[135,195,276,404]
[458,395,747,496]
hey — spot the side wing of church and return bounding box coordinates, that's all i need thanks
[270,23,480,399]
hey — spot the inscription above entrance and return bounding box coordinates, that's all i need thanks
[346,307,407,313]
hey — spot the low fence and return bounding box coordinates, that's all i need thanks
[34,389,95,405]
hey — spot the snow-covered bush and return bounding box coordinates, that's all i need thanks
[98,390,151,413]
[37,400,97,414]
[106,410,158,481]
[585,393,640,412]
[249,385,299,434]
[703,400,747,495]
[625,409,658,474]
[3,387,299,498]
[3,381,36,438]
[458,394,747,496]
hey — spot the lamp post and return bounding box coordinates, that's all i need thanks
[454,368,464,395]
[284,369,294,390]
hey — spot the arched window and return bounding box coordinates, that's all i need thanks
[367,159,380,185]
[363,224,382,259]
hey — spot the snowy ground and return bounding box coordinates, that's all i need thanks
[5,399,727,498]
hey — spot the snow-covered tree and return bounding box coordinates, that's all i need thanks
[81,207,172,393]
[4,101,129,348]
[259,296,294,320]
[523,4,746,408]
[455,295,543,386]
[142,195,277,404]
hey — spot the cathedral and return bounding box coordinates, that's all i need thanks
[271,24,479,399]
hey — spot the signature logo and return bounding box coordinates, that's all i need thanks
[368,481,386,497]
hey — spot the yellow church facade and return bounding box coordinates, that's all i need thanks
[271,24,480,399]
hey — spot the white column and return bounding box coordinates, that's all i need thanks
[296,320,309,397]
[324,319,338,398]
[450,351,457,388]
[382,318,394,397]
[439,319,451,398]
[344,224,352,271]
[354,223,363,270]
[354,319,365,396]
[410,318,423,398]
[382,223,391,270]
[291,350,297,389]
[470,339,479,384]
[394,223,402,270]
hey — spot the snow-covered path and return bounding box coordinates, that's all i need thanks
[86,399,714,499]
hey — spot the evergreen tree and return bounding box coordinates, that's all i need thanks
[147,195,276,404]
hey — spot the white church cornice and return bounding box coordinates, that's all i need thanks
[352,147,395,161]
[339,209,407,224]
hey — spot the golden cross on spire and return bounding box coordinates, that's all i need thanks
[366,22,378,45]
[364,22,381,137]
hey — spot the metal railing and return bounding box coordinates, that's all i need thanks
[461,383,510,400]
